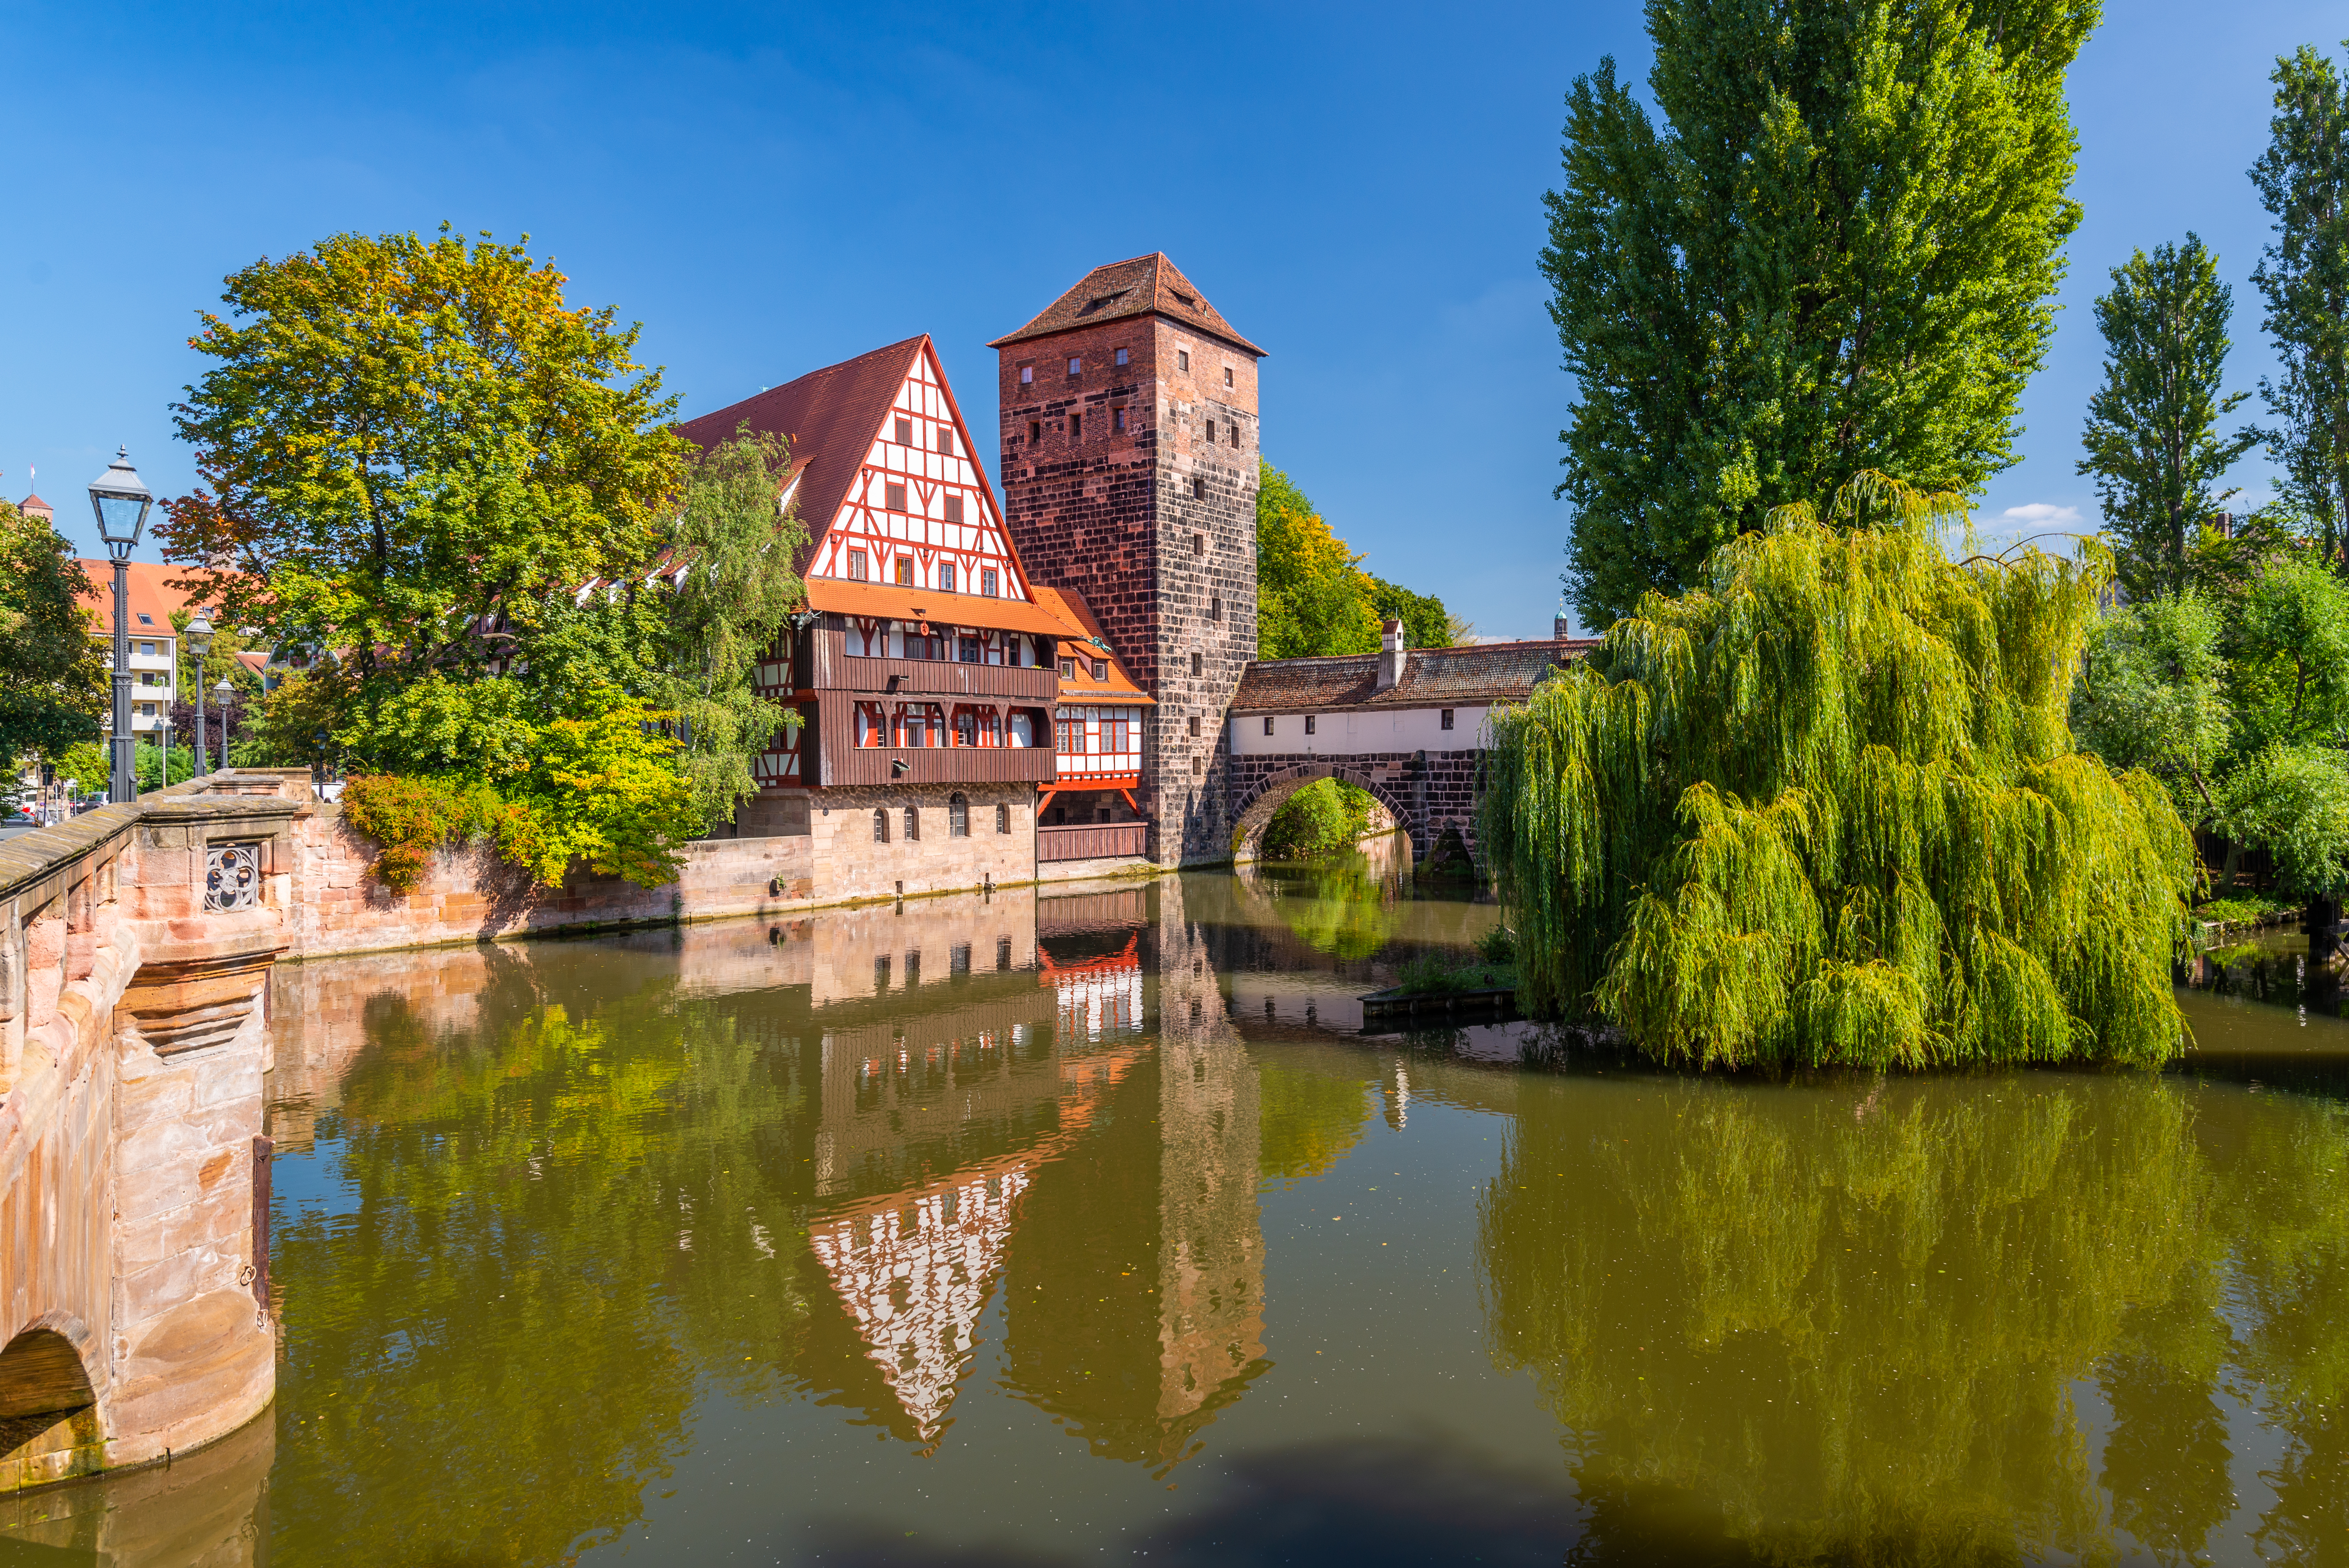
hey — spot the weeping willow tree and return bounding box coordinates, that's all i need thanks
[1483,473,2195,1067]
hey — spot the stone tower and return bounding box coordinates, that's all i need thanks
[990,255,1263,865]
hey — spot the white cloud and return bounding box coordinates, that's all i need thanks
[1998,502,2083,527]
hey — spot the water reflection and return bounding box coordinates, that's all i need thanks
[3,857,2345,1566]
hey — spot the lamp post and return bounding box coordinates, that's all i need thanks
[215,678,235,768]
[186,609,215,775]
[88,447,155,805]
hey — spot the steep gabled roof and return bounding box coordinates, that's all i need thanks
[675,335,931,548]
[1032,585,1152,706]
[987,254,1264,358]
[73,559,198,635]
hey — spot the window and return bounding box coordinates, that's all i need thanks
[981,709,1003,746]
[139,641,155,656]
[848,549,869,581]
[1224,366,1234,387]
[1263,715,1274,736]
[1192,477,1205,500]
[949,792,969,836]
[981,568,998,597]
[1190,652,1202,676]
[1067,356,1082,376]
[1441,709,1456,731]
[1206,419,1216,443]
[1092,659,1107,681]
[1009,710,1035,747]
[904,951,920,985]
[1107,716,1130,754]
[1211,595,1223,622]
[1192,755,1203,774]
[1115,346,1129,367]
[1069,412,1082,440]
[1057,713,1085,754]
[1028,419,1041,444]
[1020,363,1034,385]
[1059,657,1075,679]
[904,806,920,841]
[885,481,907,512]
[1305,715,1317,735]
[1178,349,1190,372]
[895,556,914,586]
[855,703,887,747]
[873,808,889,843]
[139,702,155,718]
[895,417,913,445]
[1187,715,1199,738]
[936,428,954,456]
[945,495,964,524]
[997,933,1012,966]
[939,562,956,593]
[996,803,1010,834]
[951,941,971,975]
[957,636,980,664]
[1231,422,1241,449]
[136,614,153,626]
[1112,406,1127,433]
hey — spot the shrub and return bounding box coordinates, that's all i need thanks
[342,775,499,892]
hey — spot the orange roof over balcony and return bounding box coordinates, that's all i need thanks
[806,577,1079,638]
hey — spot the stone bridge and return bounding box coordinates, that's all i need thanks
[0,772,307,1493]
[1224,749,1481,866]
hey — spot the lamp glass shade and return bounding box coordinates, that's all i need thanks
[185,611,215,655]
[87,447,155,548]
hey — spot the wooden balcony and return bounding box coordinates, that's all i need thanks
[806,630,1057,701]
[1038,823,1150,862]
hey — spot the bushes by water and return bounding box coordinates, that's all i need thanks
[1262,778,1382,859]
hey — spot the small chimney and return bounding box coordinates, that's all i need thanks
[1376,618,1406,691]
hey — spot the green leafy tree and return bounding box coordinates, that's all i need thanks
[1543,2,2097,625]
[1369,577,1454,649]
[1482,473,2193,1068]
[161,226,692,777]
[2249,43,2349,562]
[1256,463,1381,659]
[0,498,104,763]
[2079,235,2257,597]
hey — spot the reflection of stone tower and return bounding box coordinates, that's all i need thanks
[1151,876,1265,1435]
[991,255,1264,866]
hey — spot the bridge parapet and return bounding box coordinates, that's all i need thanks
[0,773,306,1493]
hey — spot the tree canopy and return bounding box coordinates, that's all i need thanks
[2250,43,2349,562]
[2079,234,2256,598]
[1482,474,2193,1069]
[0,498,104,765]
[1256,460,1458,657]
[1544,0,2097,626]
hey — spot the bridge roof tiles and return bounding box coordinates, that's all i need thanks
[1229,638,1597,715]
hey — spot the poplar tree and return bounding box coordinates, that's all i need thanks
[2078,235,2255,598]
[2250,43,2349,562]
[1543,0,2098,626]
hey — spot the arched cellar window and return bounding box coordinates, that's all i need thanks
[949,793,970,837]
[904,805,920,842]
[995,802,1010,834]
[872,808,888,844]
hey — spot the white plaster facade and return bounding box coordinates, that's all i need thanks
[1226,704,1492,757]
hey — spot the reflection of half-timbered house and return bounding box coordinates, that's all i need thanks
[680,336,1082,901]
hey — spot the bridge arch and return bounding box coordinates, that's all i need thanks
[1228,762,1416,864]
[0,1313,103,1484]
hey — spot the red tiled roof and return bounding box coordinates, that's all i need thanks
[988,254,1264,358]
[806,577,1076,637]
[1229,638,1599,713]
[1031,585,1152,706]
[18,493,52,519]
[674,336,931,554]
[72,560,202,636]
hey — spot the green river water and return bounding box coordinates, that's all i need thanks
[3,842,2346,1566]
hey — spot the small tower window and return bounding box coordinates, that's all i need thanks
[1067,356,1082,376]
[936,428,954,455]
[848,549,869,581]
[1187,715,1200,738]
[1211,595,1223,621]
[1224,366,1234,387]
[1441,709,1456,730]
[1192,533,1205,556]
[1206,419,1216,442]
[885,481,907,511]
[1020,363,1034,385]
[873,808,889,843]
[1070,412,1082,440]
[1028,419,1041,443]
[1231,423,1241,449]
[1178,349,1191,372]
[1113,406,1128,433]
[895,417,913,445]
[1192,477,1205,500]
[904,806,920,842]
[944,495,964,524]
[1190,652,1202,677]
[1115,347,1130,367]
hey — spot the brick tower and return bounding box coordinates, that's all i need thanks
[990,255,1263,865]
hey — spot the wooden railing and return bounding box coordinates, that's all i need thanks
[1038,823,1148,862]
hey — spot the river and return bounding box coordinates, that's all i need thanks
[3,841,2345,1566]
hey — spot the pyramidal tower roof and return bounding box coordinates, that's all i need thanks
[987,253,1264,358]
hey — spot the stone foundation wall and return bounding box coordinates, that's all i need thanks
[801,783,1037,905]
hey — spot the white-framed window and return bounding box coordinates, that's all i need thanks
[981,568,999,597]
[1019,363,1034,385]
[848,549,868,581]
[1115,347,1130,367]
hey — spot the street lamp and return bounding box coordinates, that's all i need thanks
[186,609,215,775]
[88,447,155,805]
[215,678,235,768]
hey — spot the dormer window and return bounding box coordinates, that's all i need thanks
[1059,657,1075,679]
[1092,660,1107,681]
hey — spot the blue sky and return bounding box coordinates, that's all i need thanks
[5,2,2342,638]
